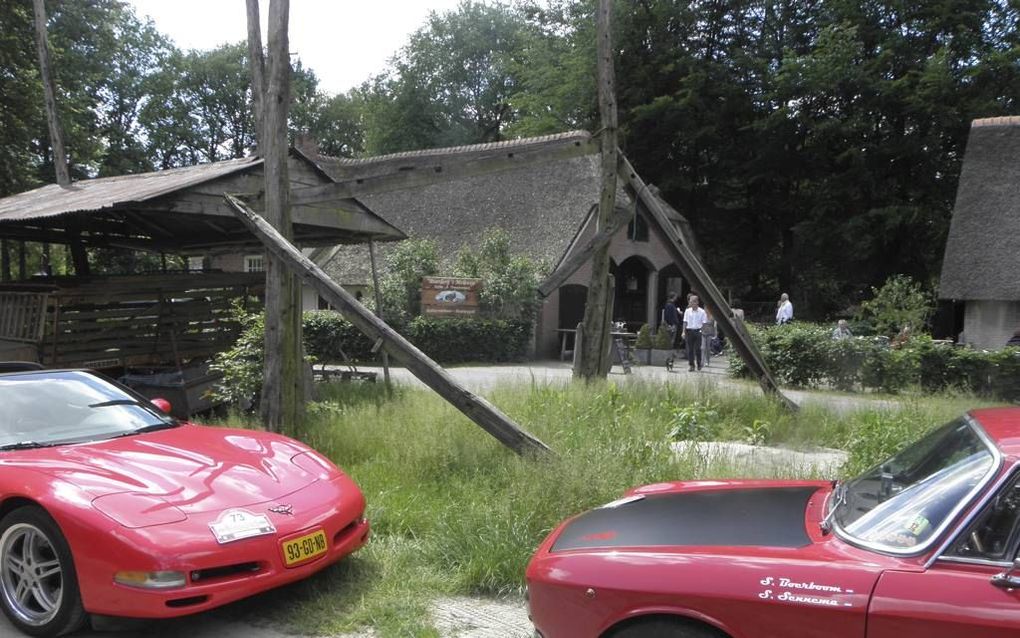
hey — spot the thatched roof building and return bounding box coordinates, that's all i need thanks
[939,116,1020,349]
[301,132,697,358]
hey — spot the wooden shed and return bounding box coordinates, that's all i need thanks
[0,151,404,371]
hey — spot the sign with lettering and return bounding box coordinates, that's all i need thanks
[420,277,482,317]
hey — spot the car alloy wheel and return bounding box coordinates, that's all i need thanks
[0,507,85,637]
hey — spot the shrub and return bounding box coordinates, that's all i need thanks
[634,324,652,349]
[303,311,377,363]
[379,239,440,322]
[406,317,532,363]
[455,229,545,319]
[855,274,935,337]
[652,325,672,349]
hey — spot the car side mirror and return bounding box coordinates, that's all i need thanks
[150,398,172,414]
[991,558,1020,590]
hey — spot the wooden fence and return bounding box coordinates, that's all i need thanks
[0,272,262,369]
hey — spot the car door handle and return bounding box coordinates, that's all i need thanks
[992,560,1020,590]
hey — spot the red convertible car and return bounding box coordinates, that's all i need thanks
[0,365,368,637]
[527,408,1020,637]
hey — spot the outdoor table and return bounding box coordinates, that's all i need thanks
[557,328,637,363]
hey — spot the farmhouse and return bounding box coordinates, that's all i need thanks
[300,132,702,359]
[939,116,1020,350]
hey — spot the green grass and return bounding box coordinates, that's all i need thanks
[219,379,997,636]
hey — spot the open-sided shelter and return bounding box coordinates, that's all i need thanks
[0,151,404,369]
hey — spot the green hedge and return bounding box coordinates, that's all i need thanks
[729,322,1020,401]
[303,311,531,365]
[405,316,531,363]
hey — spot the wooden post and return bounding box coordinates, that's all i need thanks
[225,194,552,457]
[576,0,619,380]
[368,240,391,391]
[597,275,616,377]
[17,242,26,280]
[256,0,303,432]
[31,0,69,188]
[245,0,266,155]
[1,240,9,281]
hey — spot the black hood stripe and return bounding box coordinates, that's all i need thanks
[552,487,815,552]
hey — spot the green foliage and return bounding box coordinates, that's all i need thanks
[743,419,772,446]
[652,325,672,350]
[405,317,531,363]
[209,308,266,407]
[634,323,652,349]
[666,401,719,441]
[454,229,543,319]
[841,411,939,477]
[856,275,935,337]
[379,239,439,322]
[302,310,375,363]
[731,323,1020,401]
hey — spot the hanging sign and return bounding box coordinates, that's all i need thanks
[420,277,482,317]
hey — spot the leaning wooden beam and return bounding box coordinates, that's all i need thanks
[537,204,630,298]
[225,194,553,457]
[618,156,797,410]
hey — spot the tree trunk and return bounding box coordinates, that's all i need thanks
[245,0,266,155]
[575,0,619,380]
[259,0,302,432]
[31,0,69,188]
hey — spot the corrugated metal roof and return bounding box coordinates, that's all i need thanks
[0,157,260,222]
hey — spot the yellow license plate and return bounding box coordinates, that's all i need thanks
[282,529,328,567]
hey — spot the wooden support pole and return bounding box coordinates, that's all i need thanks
[32,0,70,188]
[368,239,391,392]
[225,194,552,457]
[257,0,303,432]
[618,156,797,410]
[576,0,619,381]
[245,0,266,155]
[1,240,10,281]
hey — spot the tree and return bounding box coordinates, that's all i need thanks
[362,1,528,154]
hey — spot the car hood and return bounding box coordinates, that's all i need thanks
[551,484,820,552]
[1,425,316,514]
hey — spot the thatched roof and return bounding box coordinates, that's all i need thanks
[310,132,688,285]
[940,117,1020,300]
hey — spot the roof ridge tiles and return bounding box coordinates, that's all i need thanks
[971,116,1020,128]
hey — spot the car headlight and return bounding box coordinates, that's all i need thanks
[114,570,186,589]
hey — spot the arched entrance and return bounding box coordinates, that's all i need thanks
[558,284,587,330]
[613,255,654,332]
[657,264,685,328]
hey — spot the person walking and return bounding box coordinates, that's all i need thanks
[776,293,793,325]
[661,292,680,350]
[682,294,707,372]
[701,305,716,367]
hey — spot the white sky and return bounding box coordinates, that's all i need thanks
[125,0,482,94]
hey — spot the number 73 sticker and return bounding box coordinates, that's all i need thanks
[210,509,276,544]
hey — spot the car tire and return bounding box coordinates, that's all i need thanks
[609,617,726,638]
[0,506,86,637]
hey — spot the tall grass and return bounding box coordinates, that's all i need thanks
[224,379,994,636]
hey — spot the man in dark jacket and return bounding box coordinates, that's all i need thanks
[662,293,680,349]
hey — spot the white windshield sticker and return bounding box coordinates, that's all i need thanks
[209,509,276,544]
[599,495,645,509]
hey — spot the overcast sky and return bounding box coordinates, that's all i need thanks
[125,0,486,95]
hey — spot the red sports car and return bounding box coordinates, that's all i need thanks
[0,366,368,637]
[527,408,1020,637]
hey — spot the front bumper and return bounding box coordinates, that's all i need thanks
[76,474,369,618]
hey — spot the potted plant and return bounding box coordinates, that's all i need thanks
[650,324,676,366]
[634,324,653,364]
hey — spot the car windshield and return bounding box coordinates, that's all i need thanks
[833,418,997,553]
[0,371,176,448]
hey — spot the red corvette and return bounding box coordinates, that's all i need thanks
[527,408,1020,637]
[0,366,368,637]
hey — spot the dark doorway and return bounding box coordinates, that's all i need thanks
[558,284,587,329]
[614,256,653,332]
[657,264,685,328]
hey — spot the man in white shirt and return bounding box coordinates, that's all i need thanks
[682,294,708,371]
[776,292,793,325]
